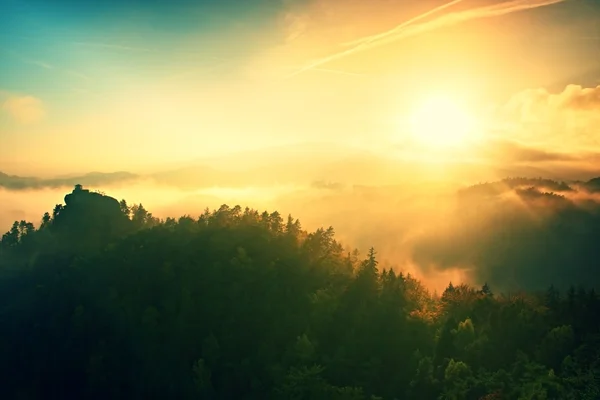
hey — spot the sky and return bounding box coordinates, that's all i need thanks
[0,0,600,176]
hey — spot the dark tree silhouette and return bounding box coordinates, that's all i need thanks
[0,185,599,399]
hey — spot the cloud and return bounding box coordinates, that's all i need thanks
[480,139,577,163]
[310,180,346,191]
[343,0,568,47]
[66,70,90,81]
[281,9,310,42]
[71,41,155,52]
[1,48,91,85]
[288,0,567,77]
[30,60,53,69]
[559,84,600,110]
[0,171,139,191]
[1,95,46,124]
[312,67,367,77]
[506,84,600,115]
[4,146,600,292]
[5,138,595,194]
[340,0,465,47]
[498,84,600,152]
[0,48,54,70]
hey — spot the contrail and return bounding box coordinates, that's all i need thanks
[342,0,465,47]
[286,0,465,78]
[287,0,569,79]
[358,0,568,51]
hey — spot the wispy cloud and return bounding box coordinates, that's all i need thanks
[71,41,155,52]
[1,94,46,124]
[29,60,53,69]
[287,0,569,78]
[341,0,466,47]
[162,58,232,82]
[65,70,90,81]
[278,63,367,78]
[0,48,53,70]
[312,67,367,77]
[1,48,90,81]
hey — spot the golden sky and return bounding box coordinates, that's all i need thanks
[0,0,599,176]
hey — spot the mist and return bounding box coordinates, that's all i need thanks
[5,142,600,293]
[4,165,600,293]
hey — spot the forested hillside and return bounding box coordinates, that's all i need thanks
[1,185,599,399]
[417,176,600,291]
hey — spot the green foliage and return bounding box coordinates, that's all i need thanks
[0,186,599,399]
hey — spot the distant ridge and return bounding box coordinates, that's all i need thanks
[0,171,138,190]
[458,177,576,199]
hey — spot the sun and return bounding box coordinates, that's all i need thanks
[408,95,478,148]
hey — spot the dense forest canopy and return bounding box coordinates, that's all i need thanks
[1,183,599,399]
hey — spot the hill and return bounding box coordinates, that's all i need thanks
[0,184,599,399]
[414,177,600,291]
[4,140,600,192]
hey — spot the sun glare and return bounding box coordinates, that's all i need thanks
[409,95,478,148]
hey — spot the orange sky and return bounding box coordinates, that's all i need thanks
[0,0,599,176]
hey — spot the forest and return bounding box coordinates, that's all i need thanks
[0,183,599,399]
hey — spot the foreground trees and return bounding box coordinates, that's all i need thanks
[0,187,599,399]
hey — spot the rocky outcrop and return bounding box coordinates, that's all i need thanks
[53,185,130,252]
[63,184,122,217]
